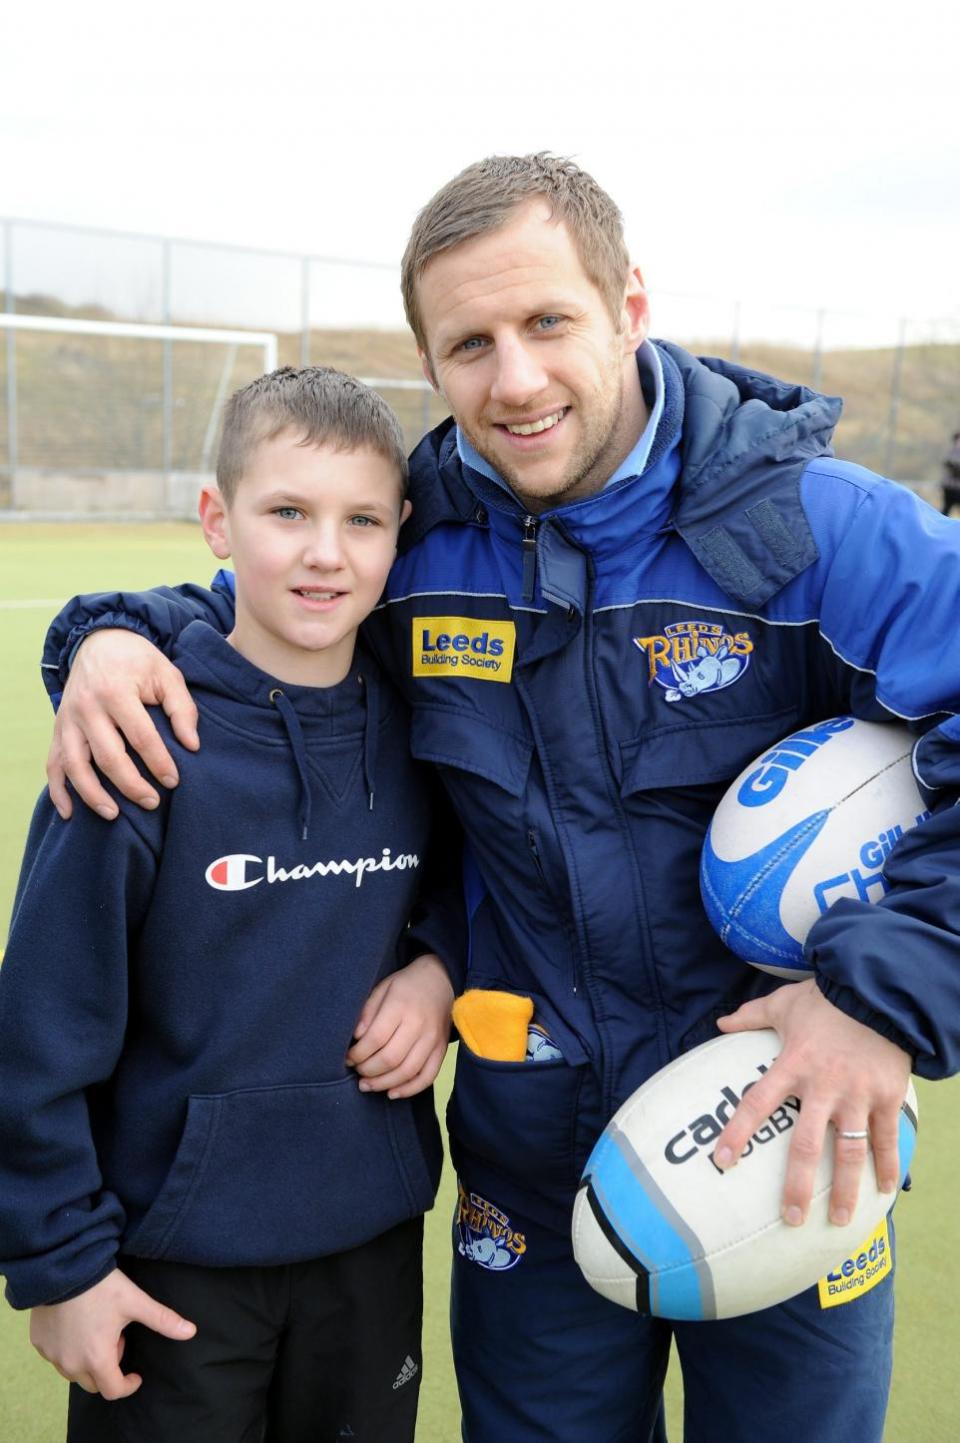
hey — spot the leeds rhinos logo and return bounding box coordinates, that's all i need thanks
[633,620,754,703]
[456,1182,527,1273]
[205,848,420,892]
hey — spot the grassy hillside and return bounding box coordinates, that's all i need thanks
[1,298,957,489]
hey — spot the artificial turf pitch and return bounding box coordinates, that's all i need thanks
[0,522,956,1440]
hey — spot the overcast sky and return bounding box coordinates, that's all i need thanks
[3,0,958,345]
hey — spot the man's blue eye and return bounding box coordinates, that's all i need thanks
[461,337,485,351]
[538,316,561,330]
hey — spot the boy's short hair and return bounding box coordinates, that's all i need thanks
[217,366,408,504]
[401,153,631,355]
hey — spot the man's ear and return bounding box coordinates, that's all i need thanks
[199,485,232,560]
[620,264,650,352]
[418,348,440,394]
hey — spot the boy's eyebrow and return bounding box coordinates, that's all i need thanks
[259,489,395,511]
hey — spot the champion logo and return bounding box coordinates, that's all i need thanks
[204,849,420,892]
[392,1355,419,1390]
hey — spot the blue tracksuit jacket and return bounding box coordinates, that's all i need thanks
[2,623,462,1308]
[41,343,960,1233]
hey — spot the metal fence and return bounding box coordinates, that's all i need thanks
[2,215,958,514]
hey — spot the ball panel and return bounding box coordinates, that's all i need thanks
[701,718,928,973]
[573,1030,919,1320]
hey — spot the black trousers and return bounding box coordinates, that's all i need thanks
[67,1217,424,1443]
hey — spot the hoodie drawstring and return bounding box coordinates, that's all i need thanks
[359,672,378,812]
[269,689,313,841]
[269,672,379,838]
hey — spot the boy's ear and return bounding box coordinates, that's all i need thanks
[199,485,232,560]
[400,499,413,527]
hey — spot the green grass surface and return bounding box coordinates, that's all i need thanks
[1,524,957,1440]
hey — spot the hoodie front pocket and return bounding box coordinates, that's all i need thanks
[122,1077,437,1265]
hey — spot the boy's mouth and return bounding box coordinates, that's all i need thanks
[294,588,341,600]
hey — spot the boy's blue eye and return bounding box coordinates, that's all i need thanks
[350,515,378,527]
[275,507,302,520]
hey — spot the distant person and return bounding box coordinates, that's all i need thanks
[941,429,960,514]
[33,155,960,1442]
[0,367,462,1442]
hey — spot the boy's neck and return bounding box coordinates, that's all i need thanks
[225,624,358,690]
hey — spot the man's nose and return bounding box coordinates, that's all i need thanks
[489,337,548,407]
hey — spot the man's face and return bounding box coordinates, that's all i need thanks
[417,201,649,512]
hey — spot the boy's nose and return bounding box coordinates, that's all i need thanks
[490,337,548,408]
[302,526,345,570]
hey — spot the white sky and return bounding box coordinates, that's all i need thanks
[3,0,958,346]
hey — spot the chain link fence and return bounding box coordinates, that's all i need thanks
[2,217,958,516]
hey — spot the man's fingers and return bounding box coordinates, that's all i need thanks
[711,1069,785,1169]
[83,716,160,810]
[45,747,73,820]
[109,700,180,790]
[825,1126,870,1227]
[158,677,200,752]
[869,1109,902,1197]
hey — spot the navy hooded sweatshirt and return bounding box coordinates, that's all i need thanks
[0,621,463,1309]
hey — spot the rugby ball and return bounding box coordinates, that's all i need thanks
[700,717,929,978]
[572,1029,917,1320]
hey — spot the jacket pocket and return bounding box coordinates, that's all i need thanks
[619,704,801,796]
[410,706,532,798]
[447,1041,598,1190]
[122,1078,438,1265]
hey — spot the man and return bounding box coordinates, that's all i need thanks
[43,155,960,1443]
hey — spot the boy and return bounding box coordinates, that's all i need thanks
[0,367,463,1442]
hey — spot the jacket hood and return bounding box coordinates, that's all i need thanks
[402,341,843,607]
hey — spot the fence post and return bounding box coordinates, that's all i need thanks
[730,299,741,364]
[884,318,907,478]
[811,308,824,390]
[4,220,16,493]
[300,257,311,367]
[162,240,173,478]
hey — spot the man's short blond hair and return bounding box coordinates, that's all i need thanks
[401,153,631,355]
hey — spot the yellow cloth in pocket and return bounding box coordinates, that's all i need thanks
[452,989,534,1062]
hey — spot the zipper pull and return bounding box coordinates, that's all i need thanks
[521,515,538,603]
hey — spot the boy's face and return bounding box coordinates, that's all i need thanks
[200,431,410,687]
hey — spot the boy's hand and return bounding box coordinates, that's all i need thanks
[347,953,454,1099]
[47,630,198,821]
[29,1268,196,1399]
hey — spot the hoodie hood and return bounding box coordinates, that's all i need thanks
[173,620,382,837]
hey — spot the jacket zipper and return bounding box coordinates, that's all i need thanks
[527,827,578,996]
[521,515,538,602]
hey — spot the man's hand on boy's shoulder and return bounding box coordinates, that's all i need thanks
[347,953,455,1100]
[47,629,198,822]
[29,1268,196,1399]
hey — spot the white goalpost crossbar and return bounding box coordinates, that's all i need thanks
[0,313,279,373]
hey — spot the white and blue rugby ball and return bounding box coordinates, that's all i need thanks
[700,717,929,978]
[572,1029,917,1321]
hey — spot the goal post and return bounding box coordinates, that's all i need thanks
[1,314,279,518]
